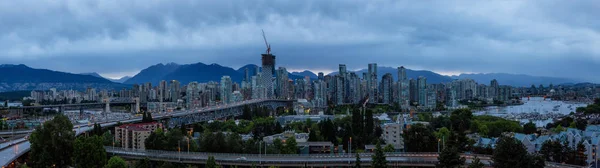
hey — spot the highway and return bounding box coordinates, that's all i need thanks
[106,147,583,168]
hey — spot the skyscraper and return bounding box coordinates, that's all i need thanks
[381,73,393,104]
[318,72,324,81]
[261,54,276,99]
[397,66,410,111]
[409,78,417,104]
[417,76,427,107]
[367,63,378,103]
[169,80,180,102]
[337,64,347,103]
[220,76,233,104]
[276,67,289,99]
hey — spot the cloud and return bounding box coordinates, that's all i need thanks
[0,0,599,82]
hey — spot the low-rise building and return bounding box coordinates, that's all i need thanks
[115,122,161,150]
[381,123,404,151]
[263,131,309,144]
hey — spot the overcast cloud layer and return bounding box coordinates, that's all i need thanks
[1,0,599,81]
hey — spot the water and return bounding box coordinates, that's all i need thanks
[474,97,588,127]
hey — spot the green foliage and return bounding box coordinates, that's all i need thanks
[473,115,522,137]
[282,136,298,154]
[468,156,484,168]
[92,123,103,136]
[74,135,107,168]
[450,109,473,133]
[431,116,452,129]
[434,127,451,140]
[0,90,30,101]
[206,156,217,168]
[539,140,587,166]
[492,136,544,168]
[575,118,588,130]
[403,124,437,152]
[30,114,75,168]
[523,122,537,134]
[371,141,387,168]
[103,131,114,146]
[384,144,395,152]
[104,156,127,168]
[577,99,600,114]
[552,125,565,133]
[133,158,151,168]
[436,147,465,168]
[417,113,433,122]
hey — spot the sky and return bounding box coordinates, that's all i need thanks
[1,1,599,81]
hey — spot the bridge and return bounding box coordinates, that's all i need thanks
[0,99,293,167]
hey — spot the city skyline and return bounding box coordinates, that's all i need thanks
[1,1,599,82]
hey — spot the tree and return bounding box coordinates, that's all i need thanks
[103,131,114,146]
[274,122,283,134]
[104,156,127,168]
[282,136,298,154]
[468,156,484,168]
[404,124,437,152]
[206,156,217,168]
[365,109,374,139]
[450,109,473,133]
[74,135,107,168]
[384,144,395,152]
[354,152,361,168]
[435,127,451,140]
[308,129,319,142]
[30,114,75,168]
[134,158,151,168]
[371,141,387,168]
[575,119,588,130]
[226,132,243,153]
[492,136,533,168]
[523,122,537,134]
[437,146,465,168]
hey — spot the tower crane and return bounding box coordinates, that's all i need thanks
[262,29,271,54]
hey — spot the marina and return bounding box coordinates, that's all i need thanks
[474,97,588,127]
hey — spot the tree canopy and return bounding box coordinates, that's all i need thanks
[74,135,107,168]
[104,156,127,168]
[437,147,465,168]
[30,114,75,168]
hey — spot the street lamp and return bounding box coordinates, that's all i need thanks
[438,138,441,153]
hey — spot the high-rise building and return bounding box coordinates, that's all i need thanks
[276,67,290,99]
[381,73,393,104]
[318,72,324,81]
[409,78,417,103]
[186,82,199,109]
[426,84,437,109]
[367,63,378,103]
[220,76,232,104]
[261,54,276,99]
[417,76,427,107]
[158,80,167,102]
[490,79,499,100]
[313,80,327,107]
[169,80,180,102]
[397,66,410,111]
[244,67,250,83]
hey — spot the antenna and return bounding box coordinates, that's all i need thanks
[262,29,271,54]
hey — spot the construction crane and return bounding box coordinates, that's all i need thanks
[262,29,271,54]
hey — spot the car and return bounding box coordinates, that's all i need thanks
[236,157,247,161]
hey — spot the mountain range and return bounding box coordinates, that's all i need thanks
[451,73,579,87]
[124,63,313,85]
[80,72,131,83]
[328,66,455,84]
[0,64,126,92]
[0,63,585,93]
